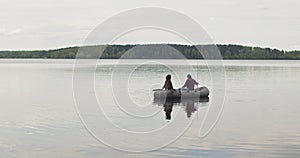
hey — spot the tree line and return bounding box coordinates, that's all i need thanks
[0,44,299,59]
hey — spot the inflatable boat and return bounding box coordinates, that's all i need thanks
[153,86,209,99]
[153,97,209,105]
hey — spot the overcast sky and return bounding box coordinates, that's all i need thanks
[0,0,299,50]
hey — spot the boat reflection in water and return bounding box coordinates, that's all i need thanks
[153,97,209,120]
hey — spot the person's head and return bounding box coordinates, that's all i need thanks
[187,74,192,79]
[166,74,171,80]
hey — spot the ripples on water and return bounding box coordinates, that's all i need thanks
[0,59,300,158]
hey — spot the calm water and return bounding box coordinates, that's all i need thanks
[0,59,300,158]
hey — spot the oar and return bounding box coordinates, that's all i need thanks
[152,89,162,91]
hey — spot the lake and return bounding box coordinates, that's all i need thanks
[0,59,300,158]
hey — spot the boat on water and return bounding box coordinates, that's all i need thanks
[153,97,209,105]
[153,86,209,99]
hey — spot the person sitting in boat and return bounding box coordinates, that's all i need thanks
[182,74,199,90]
[162,74,174,90]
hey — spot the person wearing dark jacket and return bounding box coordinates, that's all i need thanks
[162,74,174,90]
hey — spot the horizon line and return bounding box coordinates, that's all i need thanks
[0,43,298,52]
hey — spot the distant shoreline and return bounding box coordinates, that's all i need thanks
[0,44,299,60]
[0,58,300,60]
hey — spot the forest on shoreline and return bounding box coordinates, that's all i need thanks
[0,44,299,59]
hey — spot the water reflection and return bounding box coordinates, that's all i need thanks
[184,100,197,118]
[163,102,173,120]
[153,98,209,120]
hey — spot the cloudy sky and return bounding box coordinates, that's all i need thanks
[0,0,299,50]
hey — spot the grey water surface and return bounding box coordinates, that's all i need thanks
[0,59,299,158]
